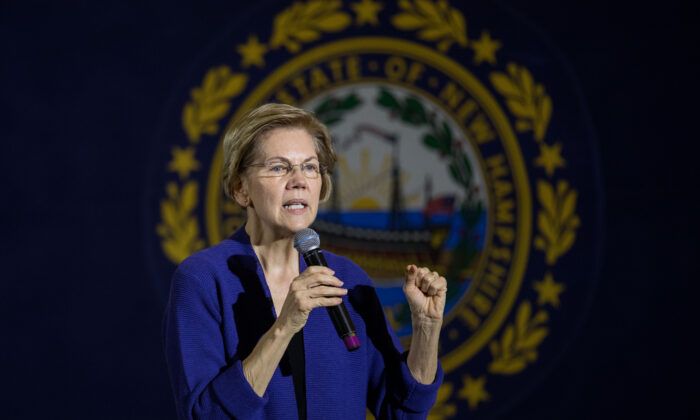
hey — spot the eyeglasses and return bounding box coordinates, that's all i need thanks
[247,158,326,179]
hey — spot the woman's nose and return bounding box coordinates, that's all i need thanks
[287,165,307,187]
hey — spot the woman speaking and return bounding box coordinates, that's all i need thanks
[163,103,446,419]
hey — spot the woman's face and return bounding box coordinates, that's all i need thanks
[239,127,322,238]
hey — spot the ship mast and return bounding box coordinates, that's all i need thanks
[352,124,403,230]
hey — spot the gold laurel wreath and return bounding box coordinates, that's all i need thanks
[182,65,248,144]
[158,66,248,265]
[488,300,549,375]
[489,63,552,142]
[269,0,352,53]
[156,181,206,264]
[534,180,580,265]
[391,0,467,52]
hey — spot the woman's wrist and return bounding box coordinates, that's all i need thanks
[411,313,443,330]
[242,318,297,397]
[272,317,298,342]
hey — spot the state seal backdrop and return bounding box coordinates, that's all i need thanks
[143,1,603,418]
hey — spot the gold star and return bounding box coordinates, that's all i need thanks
[168,146,200,179]
[351,0,383,26]
[458,375,490,410]
[237,35,268,68]
[533,272,565,308]
[471,31,502,65]
[534,142,566,177]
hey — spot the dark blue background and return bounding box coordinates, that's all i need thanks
[2,1,697,418]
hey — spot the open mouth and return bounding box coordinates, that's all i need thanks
[283,199,307,210]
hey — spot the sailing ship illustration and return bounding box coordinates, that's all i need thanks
[314,123,457,283]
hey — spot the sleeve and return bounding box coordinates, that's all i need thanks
[162,265,268,420]
[344,260,443,419]
[369,351,444,418]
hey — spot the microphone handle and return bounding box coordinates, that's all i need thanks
[302,249,360,351]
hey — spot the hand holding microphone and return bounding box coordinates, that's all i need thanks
[293,228,360,351]
[276,265,348,335]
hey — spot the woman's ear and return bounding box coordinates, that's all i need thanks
[232,177,250,208]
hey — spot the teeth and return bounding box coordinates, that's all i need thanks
[284,203,305,209]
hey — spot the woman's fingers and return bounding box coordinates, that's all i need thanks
[407,265,447,296]
[421,271,446,296]
[290,267,347,309]
[412,267,432,293]
[297,285,347,310]
[428,274,447,296]
[420,270,433,293]
[293,266,343,289]
[300,265,335,276]
[403,264,447,322]
[287,285,345,316]
[279,266,349,333]
[311,296,344,308]
[304,285,348,299]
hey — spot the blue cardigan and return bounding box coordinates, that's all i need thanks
[163,227,442,419]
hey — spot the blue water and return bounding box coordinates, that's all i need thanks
[316,210,441,229]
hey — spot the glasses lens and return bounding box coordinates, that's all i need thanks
[302,162,320,178]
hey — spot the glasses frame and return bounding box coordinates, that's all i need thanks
[246,157,326,179]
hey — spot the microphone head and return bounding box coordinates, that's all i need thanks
[293,228,321,253]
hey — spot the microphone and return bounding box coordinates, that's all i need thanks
[293,228,360,352]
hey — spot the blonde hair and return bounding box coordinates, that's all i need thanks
[221,103,336,202]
